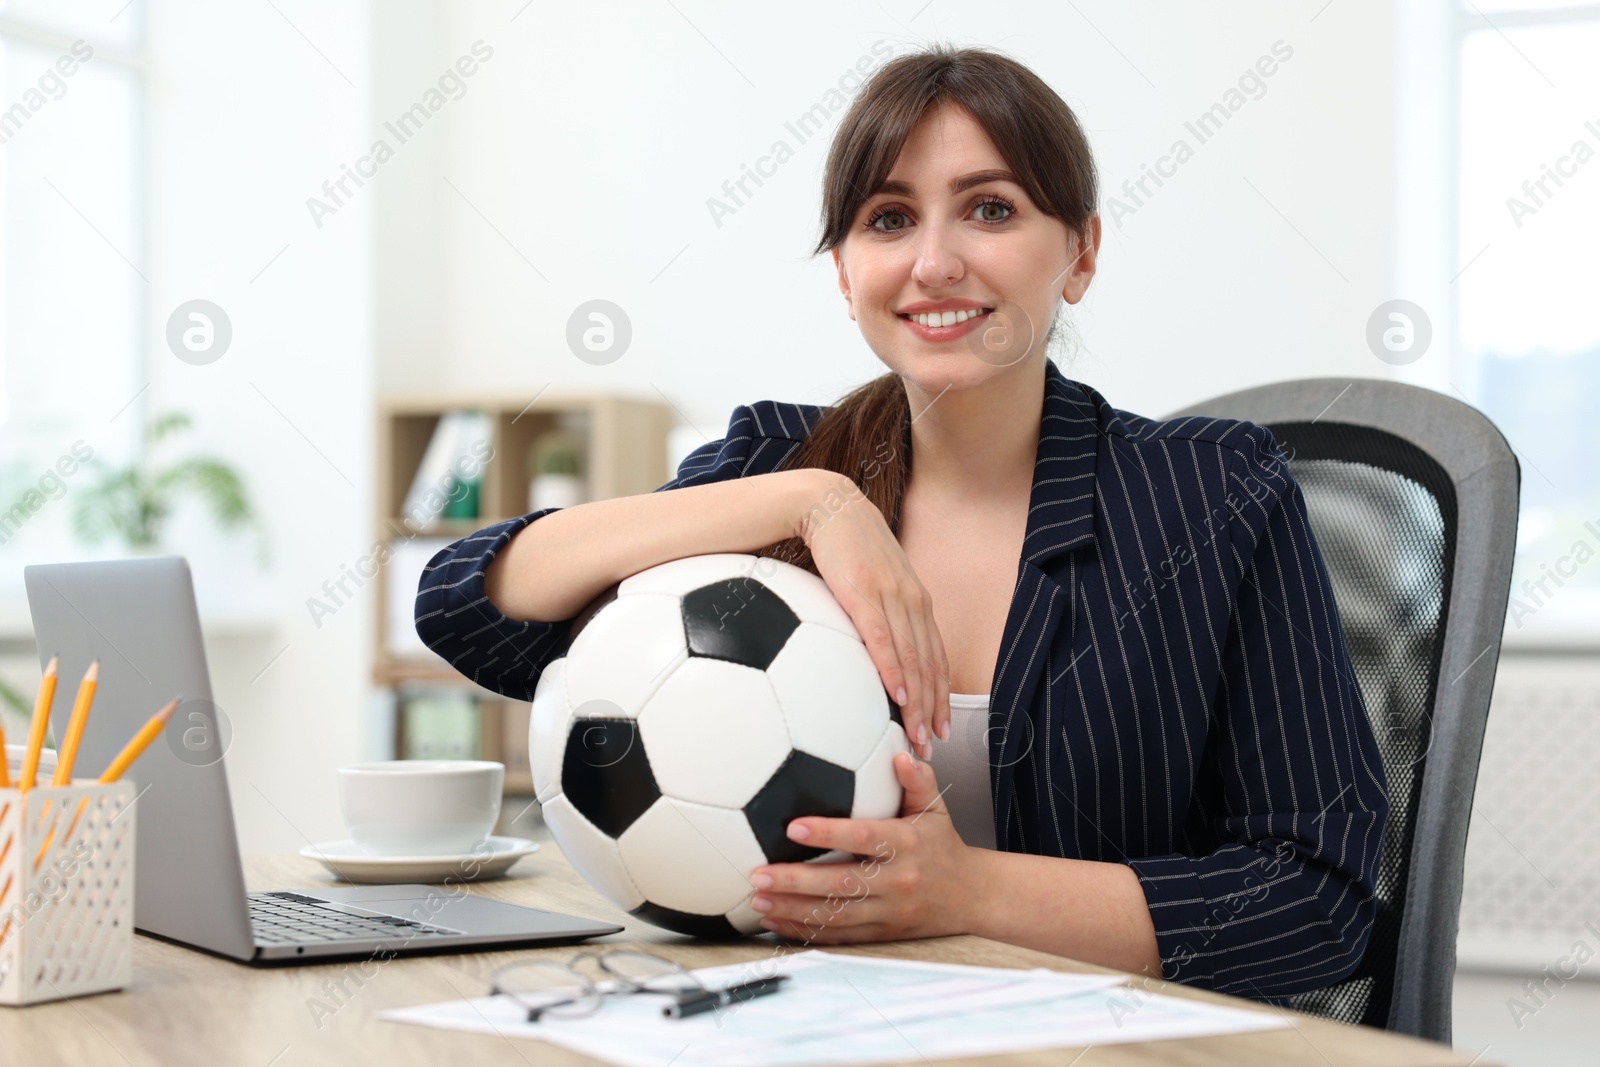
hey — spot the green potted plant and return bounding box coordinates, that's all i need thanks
[527,433,586,511]
[70,411,267,563]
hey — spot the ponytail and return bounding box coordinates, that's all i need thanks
[757,373,910,576]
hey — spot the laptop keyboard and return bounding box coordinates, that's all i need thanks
[249,891,463,944]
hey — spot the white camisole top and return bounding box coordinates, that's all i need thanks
[925,692,998,851]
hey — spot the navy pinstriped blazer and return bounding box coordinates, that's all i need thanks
[415,359,1388,1000]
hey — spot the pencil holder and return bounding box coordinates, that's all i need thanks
[0,780,136,1006]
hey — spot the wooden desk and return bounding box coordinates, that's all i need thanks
[0,849,1490,1067]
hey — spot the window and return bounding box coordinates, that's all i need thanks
[1455,1,1600,632]
[0,5,145,593]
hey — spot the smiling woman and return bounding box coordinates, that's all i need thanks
[415,43,1388,1005]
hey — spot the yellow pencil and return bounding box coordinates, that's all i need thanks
[50,659,99,787]
[20,654,58,792]
[98,697,180,783]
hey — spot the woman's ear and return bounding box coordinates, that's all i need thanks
[1060,213,1102,306]
[834,247,856,321]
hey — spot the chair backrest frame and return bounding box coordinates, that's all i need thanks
[1165,377,1520,1042]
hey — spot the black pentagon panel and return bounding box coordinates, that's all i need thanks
[567,581,621,647]
[885,690,903,729]
[681,579,799,670]
[562,719,658,838]
[630,900,741,940]
[744,751,855,864]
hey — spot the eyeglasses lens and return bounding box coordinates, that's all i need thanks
[600,951,702,994]
[494,963,601,1019]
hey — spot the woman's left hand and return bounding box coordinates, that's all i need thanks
[748,752,982,944]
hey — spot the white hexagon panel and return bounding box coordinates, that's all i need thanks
[617,553,758,598]
[637,657,791,808]
[564,592,686,718]
[540,793,645,912]
[767,622,888,770]
[617,797,767,918]
[529,657,572,802]
[851,722,913,820]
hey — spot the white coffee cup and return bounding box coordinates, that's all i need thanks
[337,760,504,857]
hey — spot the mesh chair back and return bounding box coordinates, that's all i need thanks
[1270,423,1454,1029]
[1165,380,1519,1042]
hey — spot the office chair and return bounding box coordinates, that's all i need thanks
[1165,378,1520,1043]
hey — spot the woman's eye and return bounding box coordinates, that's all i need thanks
[974,199,1013,223]
[869,209,910,232]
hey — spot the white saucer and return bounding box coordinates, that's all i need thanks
[299,836,540,884]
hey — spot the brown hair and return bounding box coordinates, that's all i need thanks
[756,44,1100,575]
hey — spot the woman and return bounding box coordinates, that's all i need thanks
[416,44,1388,1001]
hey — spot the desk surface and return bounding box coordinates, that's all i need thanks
[0,848,1491,1067]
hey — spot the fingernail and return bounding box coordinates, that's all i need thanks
[895,685,907,705]
[751,895,772,912]
[760,918,778,931]
[917,723,929,747]
[751,873,773,889]
[938,721,950,742]
[787,822,810,841]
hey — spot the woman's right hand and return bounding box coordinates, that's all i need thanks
[797,472,949,759]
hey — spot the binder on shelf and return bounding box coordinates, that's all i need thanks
[383,536,456,660]
[400,410,493,531]
[397,689,481,761]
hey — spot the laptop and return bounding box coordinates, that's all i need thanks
[23,556,623,963]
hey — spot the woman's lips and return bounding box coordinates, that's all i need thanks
[898,310,992,343]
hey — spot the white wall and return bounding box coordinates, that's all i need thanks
[372,0,446,393]
[378,0,1411,436]
[144,0,373,856]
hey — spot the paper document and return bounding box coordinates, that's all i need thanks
[379,950,1290,1067]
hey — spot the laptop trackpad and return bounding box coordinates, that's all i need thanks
[303,884,617,935]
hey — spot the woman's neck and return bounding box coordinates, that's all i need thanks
[903,359,1044,502]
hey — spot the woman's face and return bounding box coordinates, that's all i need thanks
[833,101,1099,397]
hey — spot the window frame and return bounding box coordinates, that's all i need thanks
[0,9,148,618]
[1448,2,1600,647]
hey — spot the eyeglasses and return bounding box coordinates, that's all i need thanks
[489,949,788,1022]
[491,950,696,1021]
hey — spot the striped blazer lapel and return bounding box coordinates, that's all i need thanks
[988,361,1102,847]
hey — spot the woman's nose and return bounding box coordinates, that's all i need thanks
[910,223,965,287]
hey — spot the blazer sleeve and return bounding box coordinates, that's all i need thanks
[1125,424,1390,1000]
[412,405,762,701]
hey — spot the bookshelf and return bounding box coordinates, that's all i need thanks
[373,392,675,799]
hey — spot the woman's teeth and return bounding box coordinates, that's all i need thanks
[907,308,989,327]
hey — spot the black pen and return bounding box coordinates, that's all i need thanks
[663,975,790,1019]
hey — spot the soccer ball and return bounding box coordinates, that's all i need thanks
[530,552,910,937]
